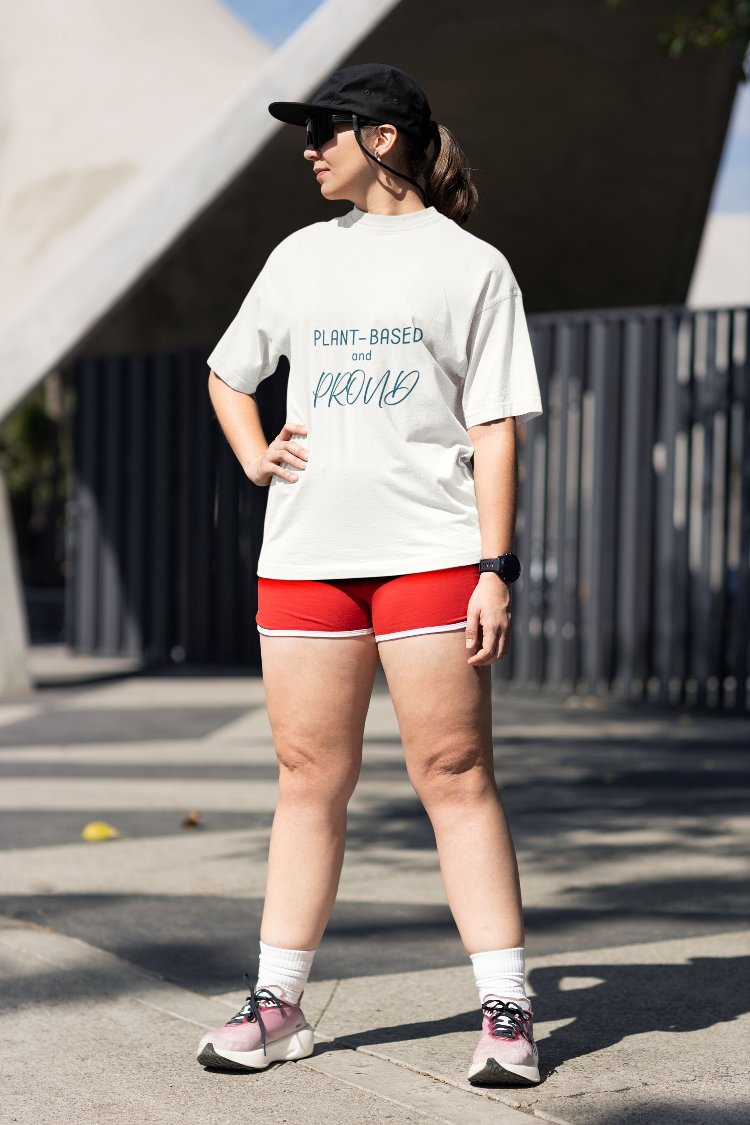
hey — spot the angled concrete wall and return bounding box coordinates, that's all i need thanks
[3,0,745,421]
[79,0,746,360]
[0,0,272,425]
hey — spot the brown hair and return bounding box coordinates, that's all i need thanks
[361,121,479,226]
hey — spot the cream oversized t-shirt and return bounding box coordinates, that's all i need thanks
[207,204,543,580]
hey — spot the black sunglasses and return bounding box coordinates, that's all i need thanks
[305,111,379,149]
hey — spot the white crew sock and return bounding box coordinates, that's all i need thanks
[470,946,528,1005]
[256,940,318,1005]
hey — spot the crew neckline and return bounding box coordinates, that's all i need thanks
[349,204,443,231]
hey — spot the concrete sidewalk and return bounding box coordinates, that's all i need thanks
[1,647,748,1124]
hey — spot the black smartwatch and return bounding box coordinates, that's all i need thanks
[479,552,522,583]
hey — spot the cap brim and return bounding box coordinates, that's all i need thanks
[268,100,340,126]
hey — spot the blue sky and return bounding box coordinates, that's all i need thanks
[221,0,324,46]
[711,81,750,212]
[223,0,749,213]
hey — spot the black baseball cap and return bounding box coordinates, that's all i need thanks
[268,62,437,149]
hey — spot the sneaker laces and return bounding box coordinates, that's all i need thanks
[482,998,533,1043]
[226,973,287,1055]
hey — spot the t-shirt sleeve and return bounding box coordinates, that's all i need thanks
[206,255,289,395]
[462,285,543,428]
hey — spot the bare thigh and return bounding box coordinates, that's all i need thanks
[259,632,380,781]
[377,629,494,791]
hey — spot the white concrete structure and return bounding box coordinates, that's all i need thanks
[687,212,750,308]
[0,0,270,693]
[0,0,271,425]
[0,472,31,695]
[0,0,400,693]
[0,0,401,426]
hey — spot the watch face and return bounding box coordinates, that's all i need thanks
[501,554,521,582]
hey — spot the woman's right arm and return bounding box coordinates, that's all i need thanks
[208,370,308,487]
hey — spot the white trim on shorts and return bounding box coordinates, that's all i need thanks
[257,621,469,641]
[257,625,375,638]
[374,620,468,642]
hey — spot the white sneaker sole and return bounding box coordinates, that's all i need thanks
[197,1024,315,1071]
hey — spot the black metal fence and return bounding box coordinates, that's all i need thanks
[67,350,284,666]
[508,304,750,712]
[67,305,750,711]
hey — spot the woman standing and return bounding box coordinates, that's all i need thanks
[199,62,544,1088]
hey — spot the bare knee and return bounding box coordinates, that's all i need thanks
[408,738,496,808]
[276,736,360,807]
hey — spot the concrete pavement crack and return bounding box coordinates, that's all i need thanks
[312,977,341,1030]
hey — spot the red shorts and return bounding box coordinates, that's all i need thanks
[256,563,480,642]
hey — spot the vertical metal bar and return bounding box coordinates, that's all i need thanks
[208,347,239,664]
[705,312,732,708]
[653,312,686,704]
[585,317,620,693]
[578,323,596,694]
[616,316,658,700]
[731,310,750,711]
[545,319,582,695]
[239,476,261,667]
[99,357,123,654]
[75,358,101,652]
[615,317,641,697]
[566,322,585,693]
[545,326,565,691]
[122,356,146,657]
[149,354,172,661]
[638,318,660,696]
[520,322,550,688]
[673,314,695,705]
[64,361,81,649]
[176,351,191,661]
[723,312,742,710]
[208,344,240,663]
[193,356,214,661]
[510,321,547,687]
[511,408,532,686]
[177,351,215,663]
[689,312,710,707]
[235,379,265,669]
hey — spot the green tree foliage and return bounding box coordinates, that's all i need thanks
[605,0,750,76]
[0,378,71,585]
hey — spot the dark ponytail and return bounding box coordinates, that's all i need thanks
[421,124,479,225]
[361,121,479,226]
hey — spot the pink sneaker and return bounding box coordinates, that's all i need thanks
[197,975,315,1071]
[467,995,540,1086]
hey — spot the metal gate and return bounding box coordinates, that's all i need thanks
[67,349,288,667]
[508,305,750,711]
[67,306,750,710]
